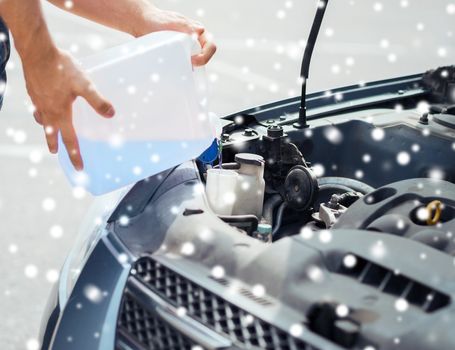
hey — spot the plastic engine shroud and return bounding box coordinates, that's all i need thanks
[334,178,455,255]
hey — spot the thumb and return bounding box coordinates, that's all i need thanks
[80,84,115,118]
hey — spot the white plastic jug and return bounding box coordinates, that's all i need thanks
[58,31,215,195]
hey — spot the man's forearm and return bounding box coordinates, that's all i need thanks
[0,0,56,63]
[48,0,158,37]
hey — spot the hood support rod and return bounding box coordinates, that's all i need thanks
[294,0,330,129]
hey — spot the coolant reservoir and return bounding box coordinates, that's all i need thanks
[206,154,265,218]
[58,31,215,195]
[205,169,239,216]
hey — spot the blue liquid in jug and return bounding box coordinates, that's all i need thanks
[58,136,213,195]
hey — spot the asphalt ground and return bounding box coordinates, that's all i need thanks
[0,0,453,348]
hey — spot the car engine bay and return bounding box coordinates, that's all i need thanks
[109,67,455,350]
[202,68,455,256]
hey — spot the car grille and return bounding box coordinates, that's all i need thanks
[131,256,321,350]
[117,292,204,350]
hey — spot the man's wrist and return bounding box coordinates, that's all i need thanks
[16,21,58,65]
[130,6,163,38]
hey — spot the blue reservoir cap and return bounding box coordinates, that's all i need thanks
[257,223,272,235]
[198,138,219,164]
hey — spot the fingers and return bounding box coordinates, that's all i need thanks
[79,83,115,118]
[60,120,83,171]
[33,111,43,125]
[162,13,216,65]
[35,110,58,154]
[192,31,217,66]
[39,115,82,171]
[191,21,205,36]
[44,123,58,154]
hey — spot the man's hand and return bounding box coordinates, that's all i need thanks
[49,1,217,66]
[134,8,217,66]
[23,47,114,170]
[3,0,215,172]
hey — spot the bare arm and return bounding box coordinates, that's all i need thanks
[47,0,216,65]
[0,0,114,170]
[0,0,53,62]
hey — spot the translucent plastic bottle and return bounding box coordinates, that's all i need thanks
[58,31,215,195]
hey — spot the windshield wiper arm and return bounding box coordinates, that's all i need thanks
[294,0,330,129]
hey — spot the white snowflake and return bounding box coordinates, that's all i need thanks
[362,154,372,163]
[181,242,195,256]
[50,225,63,239]
[46,269,59,283]
[117,253,128,264]
[222,192,237,205]
[345,57,355,67]
[400,0,409,8]
[373,2,383,12]
[336,304,349,317]
[429,168,444,180]
[437,47,447,58]
[276,10,286,20]
[380,39,390,49]
[84,284,104,303]
[42,197,56,211]
[370,240,386,259]
[395,298,409,312]
[176,307,187,317]
[387,53,397,63]
[26,339,40,350]
[343,254,357,268]
[307,265,324,282]
[252,284,266,297]
[24,264,38,279]
[396,151,411,166]
[312,163,325,177]
[355,170,364,179]
[211,265,225,279]
[300,226,314,240]
[29,150,43,164]
[13,129,27,144]
[289,323,304,337]
[325,27,334,37]
[150,154,160,163]
[72,187,86,199]
[411,144,420,153]
[64,0,74,9]
[371,128,385,141]
[323,126,343,144]
[119,215,130,226]
[126,85,136,95]
[8,244,18,254]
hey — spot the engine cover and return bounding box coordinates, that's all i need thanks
[334,179,455,255]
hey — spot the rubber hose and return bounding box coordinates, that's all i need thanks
[262,194,283,224]
[319,184,354,193]
[272,202,287,236]
[318,177,374,194]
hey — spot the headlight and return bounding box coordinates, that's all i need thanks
[58,185,132,307]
